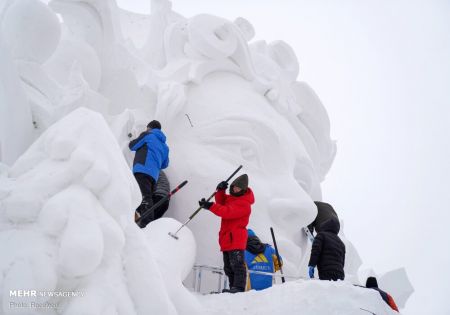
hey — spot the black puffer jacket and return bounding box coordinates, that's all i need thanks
[308,217,345,280]
[153,171,170,197]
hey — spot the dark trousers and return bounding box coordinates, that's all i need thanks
[223,250,246,290]
[134,173,155,225]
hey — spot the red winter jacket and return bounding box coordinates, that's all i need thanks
[209,188,254,251]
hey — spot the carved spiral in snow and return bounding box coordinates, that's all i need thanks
[186,14,239,59]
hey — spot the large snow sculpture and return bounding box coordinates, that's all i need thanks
[0,0,413,312]
[0,108,177,315]
[145,11,343,279]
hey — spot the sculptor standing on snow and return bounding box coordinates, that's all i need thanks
[129,120,169,227]
[199,174,254,293]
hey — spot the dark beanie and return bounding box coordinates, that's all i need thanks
[366,277,379,288]
[147,120,161,130]
[231,174,248,190]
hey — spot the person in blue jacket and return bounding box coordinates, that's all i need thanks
[129,120,169,227]
[245,229,282,291]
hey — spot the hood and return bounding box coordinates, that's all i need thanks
[246,235,267,255]
[151,129,167,143]
[366,277,379,288]
[314,201,337,216]
[319,216,340,234]
[230,174,249,197]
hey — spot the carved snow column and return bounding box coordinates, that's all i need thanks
[0,0,62,164]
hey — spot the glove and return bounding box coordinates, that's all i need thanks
[216,181,228,191]
[308,266,315,279]
[198,198,213,210]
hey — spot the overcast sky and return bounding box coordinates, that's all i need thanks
[119,1,450,314]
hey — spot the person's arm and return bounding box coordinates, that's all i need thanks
[308,233,324,267]
[272,253,283,271]
[214,189,226,205]
[209,199,250,219]
[307,221,315,234]
[129,131,148,151]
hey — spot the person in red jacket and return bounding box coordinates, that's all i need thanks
[198,174,254,293]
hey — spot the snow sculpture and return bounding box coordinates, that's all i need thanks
[0,33,34,166]
[145,218,206,315]
[49,0,153,114]
[0,0,412,312]
[0,109,177,315]
[1,0,61,63]
[148,12,343,279]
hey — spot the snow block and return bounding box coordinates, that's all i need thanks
[58,214,104,278]
[1,0,61,63]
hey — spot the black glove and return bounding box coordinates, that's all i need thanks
[198,198,213,210]
[216,181,228,191]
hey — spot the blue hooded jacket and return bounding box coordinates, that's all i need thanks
[129,129,169,181]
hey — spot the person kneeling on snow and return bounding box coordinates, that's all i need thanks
[366,277,399,312]
[198,174,254,293]
[245,229,282,291]
[129,120,169,228]
[308,216,345,281]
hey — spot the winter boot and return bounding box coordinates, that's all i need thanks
[228,287,245,294]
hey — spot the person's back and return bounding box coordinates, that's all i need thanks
[245,229,281,291]
[366,277,399,312]
[129,127,169,182]
[308,217,345,281]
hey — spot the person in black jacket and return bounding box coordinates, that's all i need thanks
[307,201,340,235]
[366,277,399,312]
[308,216,345,281]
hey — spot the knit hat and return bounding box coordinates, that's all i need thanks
[147,120,161,130]
[230,174,248,196]
[231,174,248,190]
[366,277,379,288]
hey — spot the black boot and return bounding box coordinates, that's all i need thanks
[228,287,245,294]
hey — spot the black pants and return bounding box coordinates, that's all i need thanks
[134,173,155,225]
[318,270,345,281]
[223,250,246,290]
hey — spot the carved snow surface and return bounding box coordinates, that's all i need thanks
[0,0,413,313]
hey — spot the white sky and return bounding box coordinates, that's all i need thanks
[120,1,450,314]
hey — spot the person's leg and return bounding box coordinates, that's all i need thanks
[134,173,154,211]
[152,195,170,220]
[134,173,156,228]
[223,251,234,289]
[229,250,246,291]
